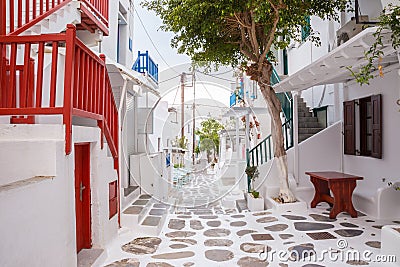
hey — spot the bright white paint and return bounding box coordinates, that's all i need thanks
[382,225,400,266]
[0,125,118,266]
[246,193,264,211]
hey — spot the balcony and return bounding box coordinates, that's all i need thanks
[132,51,159,84]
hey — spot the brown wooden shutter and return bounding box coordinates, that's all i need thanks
[371,94,382,158]
[343,100,356,155]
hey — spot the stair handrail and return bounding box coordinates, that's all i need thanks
[81,0,109,27]
[1,0,109,36]
[247,117,293,168]
[2,0,72,36]
[0,25,118,168]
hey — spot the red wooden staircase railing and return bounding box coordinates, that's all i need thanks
[0,25,118,168]
[1,0,109,36]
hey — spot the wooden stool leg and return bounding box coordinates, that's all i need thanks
[310,177,330,208]
[329,181,357,219]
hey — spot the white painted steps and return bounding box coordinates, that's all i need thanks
[121,195,171,236]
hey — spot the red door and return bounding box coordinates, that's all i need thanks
[74,143,92,253]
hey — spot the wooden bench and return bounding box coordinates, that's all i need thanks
[305,171,363,219]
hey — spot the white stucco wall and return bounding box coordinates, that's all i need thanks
[0,125,118,266]
[343,69,400,197]
[100,0,135,68]
[257,122,342,192]
[148,101,169,153]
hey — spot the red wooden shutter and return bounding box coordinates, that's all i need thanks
[109,181,118,219]
[371,94,382,159]
[343,100,356,155]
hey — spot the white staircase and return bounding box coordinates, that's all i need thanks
[20,1,81,36]
[121,195,170,236]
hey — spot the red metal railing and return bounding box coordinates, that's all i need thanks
[82,0,109,27]
[0,25,118,166]
[1,0,70,35]
[0,0,109,36]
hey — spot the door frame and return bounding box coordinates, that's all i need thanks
[74,143,92,253]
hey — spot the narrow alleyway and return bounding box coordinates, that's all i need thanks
[100,170,398,267]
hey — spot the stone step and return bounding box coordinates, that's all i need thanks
[77,248,105,267]
[121,195,154,228]
[297,111,313,117]
[298,101,308,108]
[123,185,139,197]
[298,128,324,134]
[140,213,167,236]
[299,133,315,142]
[236,199,248,212]
[298,107,311,113]
[298,121,321,128]
[298,117,318,123]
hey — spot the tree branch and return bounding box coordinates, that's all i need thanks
[250,11,260,55]
[258,9,280,69]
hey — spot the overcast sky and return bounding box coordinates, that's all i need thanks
[133,1,236,115]
[133,0,191,72]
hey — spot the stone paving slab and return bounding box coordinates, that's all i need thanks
[101,176,396,267]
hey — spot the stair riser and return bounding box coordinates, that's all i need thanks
[298,107,311,113]
[297,112,312,117]
[298,128,323,134]
[299,134,314,142]
[298,117,318,123]
[298,122,321,128]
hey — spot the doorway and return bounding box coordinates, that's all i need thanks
[74,143,91,253]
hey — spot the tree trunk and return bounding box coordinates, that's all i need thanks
[252,62,296,203]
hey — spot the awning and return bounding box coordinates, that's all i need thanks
[273,27,398,93]
[105,59,160,97]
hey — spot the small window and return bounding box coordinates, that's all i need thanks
[343,94,382,158]
[109,181,118,219]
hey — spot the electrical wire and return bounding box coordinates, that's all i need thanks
[207,69,233,76]
[134,8,181,74]
[195,70,235,82]
[158,74,181,84]
[171,85,179,106]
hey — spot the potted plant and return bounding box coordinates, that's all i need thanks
[245,166,264,211]
[245,166,259,197]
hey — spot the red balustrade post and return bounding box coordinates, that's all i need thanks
[63,24,76,155]
[98,54,106,149]
[0,0,5,35]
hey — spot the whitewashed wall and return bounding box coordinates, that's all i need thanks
[100,0,135,68]
[0,125,118,266]
[343,69,400,197]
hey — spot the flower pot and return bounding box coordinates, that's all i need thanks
[247,193,264,211]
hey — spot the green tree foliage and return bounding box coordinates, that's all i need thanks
[143,0,347,67]
[175,136,188,149]
[195,118,223,161]
[348,4,400,85]
[144,0,348,202]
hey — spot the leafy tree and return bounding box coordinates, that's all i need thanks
[175,136,188,149]
[144,0,348,202]
[195,118,223,162]
[348,4,400,85]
